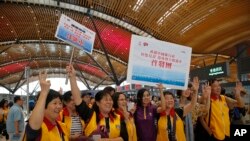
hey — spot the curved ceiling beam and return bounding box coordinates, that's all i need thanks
[0,40,127,65]
[2,0,154,38]
[0,60,108,80]
[1,67,114,87]
[0,40,231,63]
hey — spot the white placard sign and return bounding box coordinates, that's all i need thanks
[55,14,96,54]
[127,35,192,90]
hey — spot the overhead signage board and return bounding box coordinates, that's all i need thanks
[190,62,230,80]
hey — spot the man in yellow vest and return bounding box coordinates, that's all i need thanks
[201,79,245,141]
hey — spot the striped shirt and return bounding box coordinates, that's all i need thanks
[70,116,83,135]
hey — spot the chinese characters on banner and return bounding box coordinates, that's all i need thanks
[55,14,96,54]
[127,35,192,90]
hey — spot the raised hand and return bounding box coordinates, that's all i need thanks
[156,83,164,92]
[202,82,211,99]
[66,64,76,78]
[156,83,164,88]
[192,76,199,93]
[129,104,137,115]
[234,81,243,97]
[39,70,51,94]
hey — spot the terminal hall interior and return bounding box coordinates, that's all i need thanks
[0,0,250,140]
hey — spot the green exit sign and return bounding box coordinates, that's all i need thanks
[209,66,224,76]
[190,62,230,80]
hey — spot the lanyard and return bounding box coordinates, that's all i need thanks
[167,114,176,141]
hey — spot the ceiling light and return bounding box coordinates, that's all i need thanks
[157,0,187,25]
[132,0,145,12]
[65,45,71,53]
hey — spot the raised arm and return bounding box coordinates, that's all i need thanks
[66,64,82,105]
[29,71,50,130]
[157,84,166,113]
[201,82,211,113]
[183,77,199,117]
[66,64,93,122]
[225,81,245,108]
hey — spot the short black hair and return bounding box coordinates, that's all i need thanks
[92,90,115,123]
[163,91,175,98]
[63,91,72,103]
[103,86,115,94]
[152,95,159,101]
[37,89,62,109]
[14,96,21,103]
[0,99,8,108]
[208,79,218,86]
[81,92,91,98]
[8,101,13,108]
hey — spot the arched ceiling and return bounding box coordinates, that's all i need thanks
[0,0,250,93]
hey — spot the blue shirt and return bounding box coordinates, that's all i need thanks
[6,104,24,133]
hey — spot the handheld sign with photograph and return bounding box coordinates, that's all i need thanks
[127,35,192,90]
[55,14,96,54]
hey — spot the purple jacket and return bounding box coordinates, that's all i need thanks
[134,104,157,141]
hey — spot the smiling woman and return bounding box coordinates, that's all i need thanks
[22,71,70,141]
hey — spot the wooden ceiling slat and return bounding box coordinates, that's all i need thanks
[0,0,250,86]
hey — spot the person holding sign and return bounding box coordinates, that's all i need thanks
[66,64,123,141]
[23,71,69,141]
[156,77,199,141]
[134,84,166,141]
